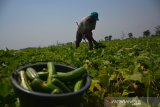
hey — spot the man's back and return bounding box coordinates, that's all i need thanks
[78,16,96,33]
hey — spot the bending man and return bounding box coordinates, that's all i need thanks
[76,12,99,50]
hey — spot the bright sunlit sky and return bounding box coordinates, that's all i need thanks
[0,0,160,50]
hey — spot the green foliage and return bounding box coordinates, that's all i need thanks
[0,36,160,107]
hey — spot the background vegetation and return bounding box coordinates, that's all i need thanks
[0,36,160,107]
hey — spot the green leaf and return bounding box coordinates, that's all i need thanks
[122,89,135,96]
[124,72,142,82]
[89,79,102,92]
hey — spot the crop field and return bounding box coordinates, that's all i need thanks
[0,36,160,107]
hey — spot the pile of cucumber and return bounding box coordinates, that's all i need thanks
[18,62,87,94]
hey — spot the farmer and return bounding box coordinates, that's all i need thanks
[76,12,99,50]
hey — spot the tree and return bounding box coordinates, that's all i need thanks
[143,30,150,37]
[109,35,112,41]
[104,36,109,41]
[105,35,112,41]
[128,33,133,38]
[155,25,160,36]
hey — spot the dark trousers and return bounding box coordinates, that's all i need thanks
[76,31,97,50]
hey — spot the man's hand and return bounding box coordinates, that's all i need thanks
[94,42,106,49]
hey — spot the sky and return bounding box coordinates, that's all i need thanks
[0,0,160,50]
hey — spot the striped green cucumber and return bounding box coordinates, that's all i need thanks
[51,88,62,94]
[42,83,61,93]
[47,62,56,85]
[52,78,71,93]
[26,67,39,80]
[31,78,60,93]
[37,71,48,80]
[37,71,48,76]
[53,67,86,81]
[30,78,43,92]
[19,70,32,90]
[74,79,83,92]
